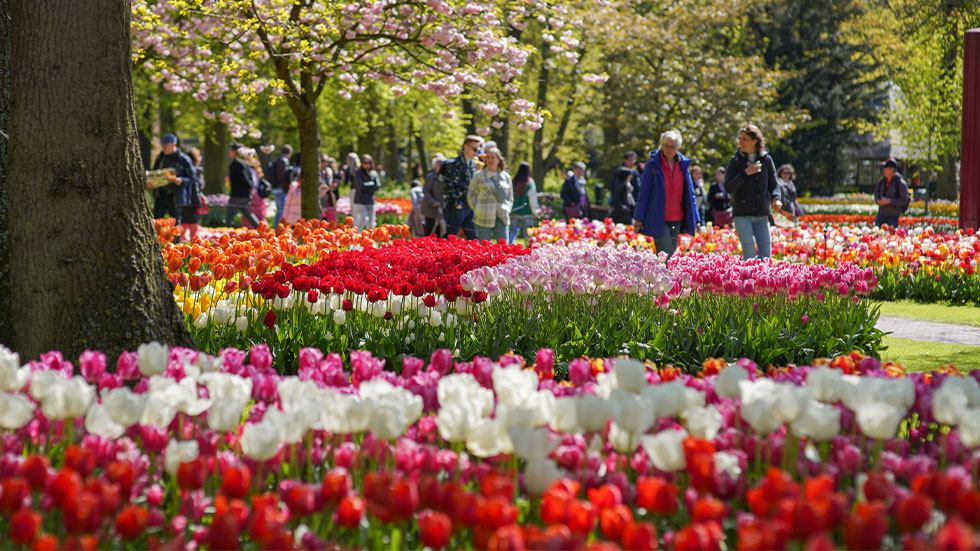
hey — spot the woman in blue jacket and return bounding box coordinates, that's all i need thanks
[632,130,700,258]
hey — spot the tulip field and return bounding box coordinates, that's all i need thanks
[3,209,978,550]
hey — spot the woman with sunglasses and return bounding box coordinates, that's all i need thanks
[351,154,381,229]
[776,164,803,222]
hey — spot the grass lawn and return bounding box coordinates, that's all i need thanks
[874,300,980,327]
[881,336,980,372]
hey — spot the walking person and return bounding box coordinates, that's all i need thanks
[690,165,708,225]
[707,167,732,227]
[632,130,699,258]
[609,167,636,225]
[181,147,205,241]
[244,149,269,228]
[874,158,910,227]
[776,165,804,222]
[351,154,381,229]
[150,133,196,227]
[225,143,261,229]
[408,178,426,236]
[469,147,513,241]
[268,144,294,228]
[608,150,642,205]
[439,135,483,239]
[320,154,339,223]
[724,124,781,260]
[561,161,591,220]
[508,162,540,243]
[422,153,446,237]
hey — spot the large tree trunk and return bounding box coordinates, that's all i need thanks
[0,0,11,346]
[8,0,194,361]
[203,119,229,194]
[296,102,321,220]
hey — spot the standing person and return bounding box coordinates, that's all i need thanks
[268,144,293,228]
[439,135,483,239]
[690,165,708,225]
[225,144,261,229]
[352,154,381,229]
[874,158,910,227]
[508,162,540,243]
[408,179,426,236]
[470,147,513,241]
[609,167,636,225]
[341,152,360,211]
[776,164,804,221]
[150,133,196,226]
[561,161,591,220]
[320,154,338,223]
[724,124,781,260]
[632,130,699,258]
[707,167,731,227]
[244,149,269,228]
[181,147,205,241]
[926,171,938,214]
[422,153,446,236]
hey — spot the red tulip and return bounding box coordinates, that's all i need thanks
[691,496,726,524]
[177,458,207,491]
[487,524,525,551]
[19,455,50,492]
[389,478,419,522]
[736,517,790,551]
[263,310,276,328]
[588,483,624,510]
[211,495,248,551]
[418,509,453,549]
[635,477,678,516]
[863,472,893,503]
[63,491,101,534]
[49,469,82,510]
[284,484,316,518]
[844,502,887,550]
[115,505,149,540]
[221,465,252,499]
[32,534,58,551]
[106,460,135,502]
[337,495,365,529]
[566,499,596,535]
[64,446,96,477]
[599,504,634,541]
[958,488,980,527]
[10,510,41,545]
[61,535,97,551]
[478,494,519,529]
[673,521,723,551]
[0,478,29,514]
[897,493,933,532]
[321,467,351,505]
[249,493,286,543]
[85,478,121,516]
[621,521,658,551]
[935,518,978,551]
[480,471,515,501]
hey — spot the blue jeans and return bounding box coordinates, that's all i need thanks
[734,215,772,259]
[654,221,682,258]
[476,219,508,242]
[271,188,287,228]
[875,215,899,227]
[508,215,534,243]
[444,205,477,239]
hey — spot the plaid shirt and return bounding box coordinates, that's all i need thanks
[470,169,513,227]
[438,152,477,208]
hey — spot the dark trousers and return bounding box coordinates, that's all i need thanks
[153,189,181,224]
[874,215,899,228]
[226,195,260,228]
[444,205,476,239]
[423,217,442,237]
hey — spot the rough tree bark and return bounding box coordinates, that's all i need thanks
[8,0,194,361]
[0,0,11,346]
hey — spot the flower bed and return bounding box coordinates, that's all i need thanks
[800,214,960,230]
[799,195,959,218]
[1,342,978,550]
[177,237,881,372]
[528,219,655,248]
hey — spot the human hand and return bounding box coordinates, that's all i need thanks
[772,199,782,211]
[876,198,890,206]
[745,162,762,175]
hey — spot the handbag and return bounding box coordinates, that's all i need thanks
[563,205,582,219]
[257,178,272,199]
[713,208,733,227]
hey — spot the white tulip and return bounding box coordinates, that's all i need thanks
[791,400,841,442]
[856,401,905,440]
[140,393,178,428]
[492,365,538,408]
[595,371,616,399]
[241,421,281,462]
[235,316,249,333]
[613,358,647,393]
[878,378,915,410]
[741,399,783,434]
[806,367,842,403]
[102,387,146,427]
[523,459,564,497]
[437,373,494,418]
[436,405,478,443]
[194,313,209,328]
[641,428,688,472]
[941,376,980,408]
[321,394,370,434]
[548,396,580,434]
[714,451,742,481]
[152,377,211,416]
[715,365,748,399]
[278,377,319,406]
[467,418,512,457]
[84,403,125,440]
[164,439,200,476]
[641,380,687,419]
[0,346,28,392]
[137,342,169,376]
[610,389,655,435]
[428,310,443,327]
[200,372,253,402]
[208,398,246,432]
[29,370,66,402]
[41,377,95,420]
[685,405,722,441]
[933,382,969,426]
[575,394,612,433]
[607,422,641,453]
[958,408,980,447]
[0,393,35,429]
[359,380,423,426]
[367,398,408,442]
[739,378,777,406]
[774,383,809,423]
[508,426,558,461]
[264,408,311,444]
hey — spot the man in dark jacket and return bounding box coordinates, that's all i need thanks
[226,143,260,228]
[151,133,196,225]
[560,162,591,220]
[422,153,447,236]
[269,144,293,228]
[438,135,482,239]
[874,158,910,227]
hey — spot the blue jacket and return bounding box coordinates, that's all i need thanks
[633,150,699,237]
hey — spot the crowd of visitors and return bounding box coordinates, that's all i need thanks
[147,123,913,252]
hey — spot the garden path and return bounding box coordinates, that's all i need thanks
[876,316,980,346]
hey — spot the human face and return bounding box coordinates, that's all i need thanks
[716,170,725,183]
[228,148,237,160]
[573,167,585,178]
[781,169,794,180]
[691,168,702,180]
[883,167,895,180]
[738,132,758,154]
[162,143,177,155]
[660,141,678,159]
[624,155,636,168]
[361,158,373,170]
[463,142,481,160]
[485,153,500,172]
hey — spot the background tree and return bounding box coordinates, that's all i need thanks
[6,0,193,360]
[748,0,885,195]
[0,0,10,345]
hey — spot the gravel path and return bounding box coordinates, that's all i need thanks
[876,316,980,346]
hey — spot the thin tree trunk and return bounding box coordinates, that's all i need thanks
[461,95,477,136]
[414,133,428,173]
[495,121,510,163]
[158,82,176,136]
[0,0,11,345]
[8,0,193,360]
[296,102,321,220]
[388,112,401,186]
[532,45,552,185]
[203,119,229,194]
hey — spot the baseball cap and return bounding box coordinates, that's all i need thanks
[573,161,586,170]
[880,158,898,169]
[161,133,178,145]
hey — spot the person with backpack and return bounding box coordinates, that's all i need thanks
[226,143,261,229]
[267,144,293,228]
[508,162,539,243]
[874,158,910,228]
[351,154,381,229]
[151,133,196,228]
